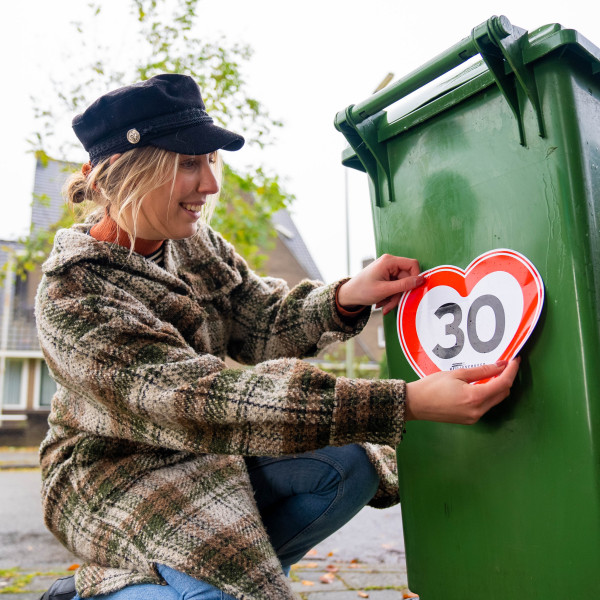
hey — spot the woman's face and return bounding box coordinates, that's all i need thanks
[122,153,220,241]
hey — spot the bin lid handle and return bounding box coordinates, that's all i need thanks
[335,15,546,149]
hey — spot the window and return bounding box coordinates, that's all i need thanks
[2,358,26,407]
[39,360,56,408]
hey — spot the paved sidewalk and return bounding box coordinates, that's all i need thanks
[0,560,417,600]
[0,567,71,599]
[289,558,416,599]
[0,447,39,470]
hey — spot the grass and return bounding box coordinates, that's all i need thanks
[0,568,68,594]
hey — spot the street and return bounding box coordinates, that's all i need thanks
[0,470,78,570]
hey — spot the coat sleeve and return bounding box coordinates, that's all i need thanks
[203,228,371,365]
[36,265,406,458]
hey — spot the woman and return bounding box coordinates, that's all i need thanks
[37,74,519,600]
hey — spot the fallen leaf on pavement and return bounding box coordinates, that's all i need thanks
[301,580,315,586]
[403,592,419,599]
[358,593,369,598]
[319,573,335,584]
[306,549,318,556]
[327,551,334,557]
[325,564,338,573]
[67,564,80,571]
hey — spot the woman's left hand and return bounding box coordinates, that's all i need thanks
[337,254,424,315]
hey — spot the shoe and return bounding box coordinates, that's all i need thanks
[38,575,76,600]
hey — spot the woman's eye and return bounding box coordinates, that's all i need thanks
[181,160,196,169]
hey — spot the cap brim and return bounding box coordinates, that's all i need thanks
[150,122,245,155]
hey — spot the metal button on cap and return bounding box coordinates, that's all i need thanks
[127,128,140,144]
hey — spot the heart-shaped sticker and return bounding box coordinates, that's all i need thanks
[397,249,544,379]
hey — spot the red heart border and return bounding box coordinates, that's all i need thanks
[397,249,544,379]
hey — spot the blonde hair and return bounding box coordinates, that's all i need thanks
[63,147,222,245]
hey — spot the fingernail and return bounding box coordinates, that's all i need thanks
[495,359,508,367]
[415,275,425,286]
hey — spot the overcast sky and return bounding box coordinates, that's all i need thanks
[1,0,599,282]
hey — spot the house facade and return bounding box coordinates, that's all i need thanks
[0,160,69,445]
[0,160,384,446]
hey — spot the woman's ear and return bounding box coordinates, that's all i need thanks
[109,153,122,165]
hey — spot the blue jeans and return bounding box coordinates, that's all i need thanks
[74,444,379,599]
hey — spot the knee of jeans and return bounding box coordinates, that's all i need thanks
[337,445,380,502]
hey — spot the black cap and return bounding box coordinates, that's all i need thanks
[72,74,245,165]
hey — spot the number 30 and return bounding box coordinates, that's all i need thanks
[432,294,505,359]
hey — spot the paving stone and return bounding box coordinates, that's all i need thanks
[0,570,71,597]
[305,590,406,599]
[22,574,57,591]
[338,570,407,589]
[336,564,403,574]
[290,569,347,593]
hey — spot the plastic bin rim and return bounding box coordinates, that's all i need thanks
[342,21,600,164]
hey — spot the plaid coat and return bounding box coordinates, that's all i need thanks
[35,223,407,600]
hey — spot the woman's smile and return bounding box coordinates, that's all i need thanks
[180,201,206,216]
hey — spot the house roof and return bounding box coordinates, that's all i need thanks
[31,160,76,233]
[271,209,323,281]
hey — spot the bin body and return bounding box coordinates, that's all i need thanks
[337,21,600,599]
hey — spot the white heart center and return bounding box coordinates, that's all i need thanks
[415,271,524,371]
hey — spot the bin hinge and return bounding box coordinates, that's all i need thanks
[335,106,391,206]
[472,16,546,146]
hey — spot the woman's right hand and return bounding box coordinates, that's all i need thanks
[405,358,520,425]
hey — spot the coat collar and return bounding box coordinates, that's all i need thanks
[43,223,243,301]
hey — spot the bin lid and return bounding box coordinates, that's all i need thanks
[340,21,600,170]
[384,23,600,141]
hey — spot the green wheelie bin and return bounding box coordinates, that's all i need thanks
[335,15,600,599]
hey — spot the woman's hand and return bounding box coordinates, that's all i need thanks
[405,359,520,425]
[337,254,424,315]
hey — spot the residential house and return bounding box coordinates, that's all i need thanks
[0,159,67,445]
[0,160,384,446]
